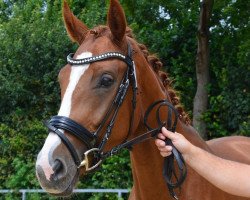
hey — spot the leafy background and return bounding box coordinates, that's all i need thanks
[0,0,249,199]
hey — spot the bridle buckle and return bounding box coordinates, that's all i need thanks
[78,148,103,172]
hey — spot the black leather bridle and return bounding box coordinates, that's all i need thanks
[44,43,186,199]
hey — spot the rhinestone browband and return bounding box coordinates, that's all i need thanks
[67,52,127,66]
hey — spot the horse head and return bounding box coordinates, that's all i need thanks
[35,0,146,196]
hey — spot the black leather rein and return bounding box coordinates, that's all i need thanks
[44,43,186,199]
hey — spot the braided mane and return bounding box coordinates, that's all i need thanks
[91,26,191,125]
[126,28,191,125]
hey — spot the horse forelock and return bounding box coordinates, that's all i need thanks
[89,25,109,38]
[89,25,191,125]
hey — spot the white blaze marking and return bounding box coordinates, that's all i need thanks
[58,52,92,117]
[36,134,61,180]
[37,52,92,180]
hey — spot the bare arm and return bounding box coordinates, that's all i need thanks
[155,127,250,197]
[185,143,250,197]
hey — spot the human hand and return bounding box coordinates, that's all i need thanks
[155,127,193,158]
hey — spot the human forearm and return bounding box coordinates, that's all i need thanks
[184,145,250,197]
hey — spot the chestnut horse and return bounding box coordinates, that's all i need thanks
[36,0,250,199]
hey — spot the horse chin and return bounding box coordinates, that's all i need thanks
[48,173,78,197]
[43,172,79,197]
[36,164,80,197]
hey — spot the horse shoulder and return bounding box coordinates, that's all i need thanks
[207,136,250,164]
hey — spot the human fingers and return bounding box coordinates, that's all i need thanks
[157,133,166,140]
[161,127,179,140]
[161,128,192,155]
[155,138,166,148]
[160,151,172,157]
[157,145,173,152]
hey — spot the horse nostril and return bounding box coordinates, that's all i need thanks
[52,159,63,173]
[50,159,63,181]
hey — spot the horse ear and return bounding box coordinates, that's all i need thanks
[63,0,89,45]
[107,0,127,43]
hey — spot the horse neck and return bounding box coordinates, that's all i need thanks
[129,62,211,199]
[134,60,210,151]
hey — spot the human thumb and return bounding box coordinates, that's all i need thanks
[161,127,178,141]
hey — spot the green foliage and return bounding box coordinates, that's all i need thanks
[0,0,69,124]
[0,0,249,199]
[0,119,46,189]
[87,151,132,189]
[121,0,200,111]
[76,150,131,200]
[207,0,250,137]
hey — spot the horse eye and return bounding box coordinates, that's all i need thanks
[99,74,114,88]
